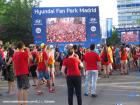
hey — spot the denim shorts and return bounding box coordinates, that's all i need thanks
[38,71,50,80]
[48,64,55,68]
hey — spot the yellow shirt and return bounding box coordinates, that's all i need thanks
[108,47,113,63]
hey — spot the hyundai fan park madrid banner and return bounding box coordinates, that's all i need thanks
[32,7,101,47]
[116,27,140,45]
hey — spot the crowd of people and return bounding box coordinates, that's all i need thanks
[0,41,140,105]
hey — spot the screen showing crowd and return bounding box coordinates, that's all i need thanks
[121,31,139,43]
[46,17,86,42]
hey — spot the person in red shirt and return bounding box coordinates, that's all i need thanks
[0,45,5,69]
[13,41,31,105]
[132,47,139,71]
[36,46,54,95]
[83,44,101,97]
[0,44,5,59]
[138,46,140,71]
[100,46,111,78]
[0,44,5,80]
[61,48,83,105]
[120,46,128,75]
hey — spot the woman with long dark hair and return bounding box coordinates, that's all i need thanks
[6,47,15,95]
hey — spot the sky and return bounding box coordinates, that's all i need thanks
[40,0,118,26]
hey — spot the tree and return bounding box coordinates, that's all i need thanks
[106,28,120,45]
[137,19,140,26]
[0,0,40,45]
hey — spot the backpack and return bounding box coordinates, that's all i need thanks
[104,54,108,62]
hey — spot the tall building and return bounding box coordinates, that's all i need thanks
[117,0,140,27]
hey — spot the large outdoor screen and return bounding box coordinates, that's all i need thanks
[32,7,101,47]
[46,17,86,42]
[121,31,139,43]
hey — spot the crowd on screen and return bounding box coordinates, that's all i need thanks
[0,42,140,105]
[46,20,86,42]
[121,31,139,43]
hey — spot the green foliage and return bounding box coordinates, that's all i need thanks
[106,29,120,45]
[0,0,40,45]
[137,19,140,25]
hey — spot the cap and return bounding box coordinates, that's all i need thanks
[40,43,46,49]
[50,45,53,49]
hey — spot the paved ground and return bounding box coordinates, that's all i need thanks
[0,70,140,105]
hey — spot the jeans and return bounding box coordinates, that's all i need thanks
[66,76,82,105]
[84,70,98,94]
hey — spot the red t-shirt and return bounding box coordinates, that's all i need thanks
[138,50,140,58]
[132,52,139,61]
[13,51,29,76]
[0,48,5,59]
[100,52,111,65]
[83,51,100,70]
[63,57,81,76]
[37,51,48,71]
[120,51,127,60]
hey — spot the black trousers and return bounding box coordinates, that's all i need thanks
[66,76,82,105]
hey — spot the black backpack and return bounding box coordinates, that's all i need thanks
[104,54,108,62]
